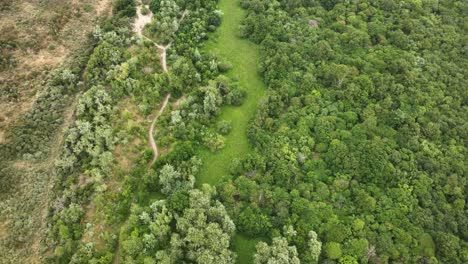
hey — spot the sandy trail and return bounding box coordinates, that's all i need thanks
[132,5,171,169]
[134,7,188,74]
[147,93,171,169]
[112,4,187,263]
[180,10,189,23]
[154,42,171,73]
[134,5,170,74]
[173,95,186,108]
[133,5,153,37]
[132,4,189,169]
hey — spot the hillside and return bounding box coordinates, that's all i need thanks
[0,0,466,263]
[0,0,111,262]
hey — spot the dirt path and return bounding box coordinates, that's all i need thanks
[180,9,189,22]
[147,93,171,169]
[132,4,190,169]
[153,42,171,73]
[134,5,188,74]
[111,5,184,262]
[133,5,153,37]
[134,6,170,74]
[173,95,186,108]
[113,240,120,264]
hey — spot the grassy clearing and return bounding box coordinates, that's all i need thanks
[197,0,266,262]
[197,0,266,186]
[234,234,261,264]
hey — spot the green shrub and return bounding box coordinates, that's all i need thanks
[217,120,232,135]
[324,242,342,260]
[114,0,136,17]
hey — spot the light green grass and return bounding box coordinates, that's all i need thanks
[234,234,261,264]
[197,1,266,262]
[197,0,266,186]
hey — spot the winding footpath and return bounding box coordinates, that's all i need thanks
[126,1,265,262]
[133,3,188,169]
[112,4,189,264]
[153,42,171,73]
[133,4,171,169]
[147,93,171,169]
[137,6,188,76]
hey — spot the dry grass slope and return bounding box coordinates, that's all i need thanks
[0,0,111,140]
[0,1,112,263]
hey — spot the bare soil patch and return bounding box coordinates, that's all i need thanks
[0,0,112,141]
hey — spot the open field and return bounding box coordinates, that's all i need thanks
[197,0,265,186]
[197,0,266,262]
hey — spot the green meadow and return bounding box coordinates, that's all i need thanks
[197,0,266,262]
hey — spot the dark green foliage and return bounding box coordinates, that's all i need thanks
[43,0,235,261]
[167,190,190,213]
[114,0,136,17]
[155,141,196,167]
[1,68,78,161]
[217,120,232,135]
[84,41,124,82]
[3,0,466,263]
[149,0,161,14]
[238,205,272,236]
[119,187,237,263]
[207,9,222,27]
[218,0,468,263]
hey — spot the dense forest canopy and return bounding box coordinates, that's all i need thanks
[234,0,467,263]
[0,0,466,263]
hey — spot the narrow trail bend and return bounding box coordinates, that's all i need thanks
[112,4,182,264]
[132,3,181,169]
[153,42,171,73]
[147,93,171,169]
[133,3,170,74]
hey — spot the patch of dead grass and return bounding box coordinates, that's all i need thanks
[0,1,112,262]
[0,0,112,142]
